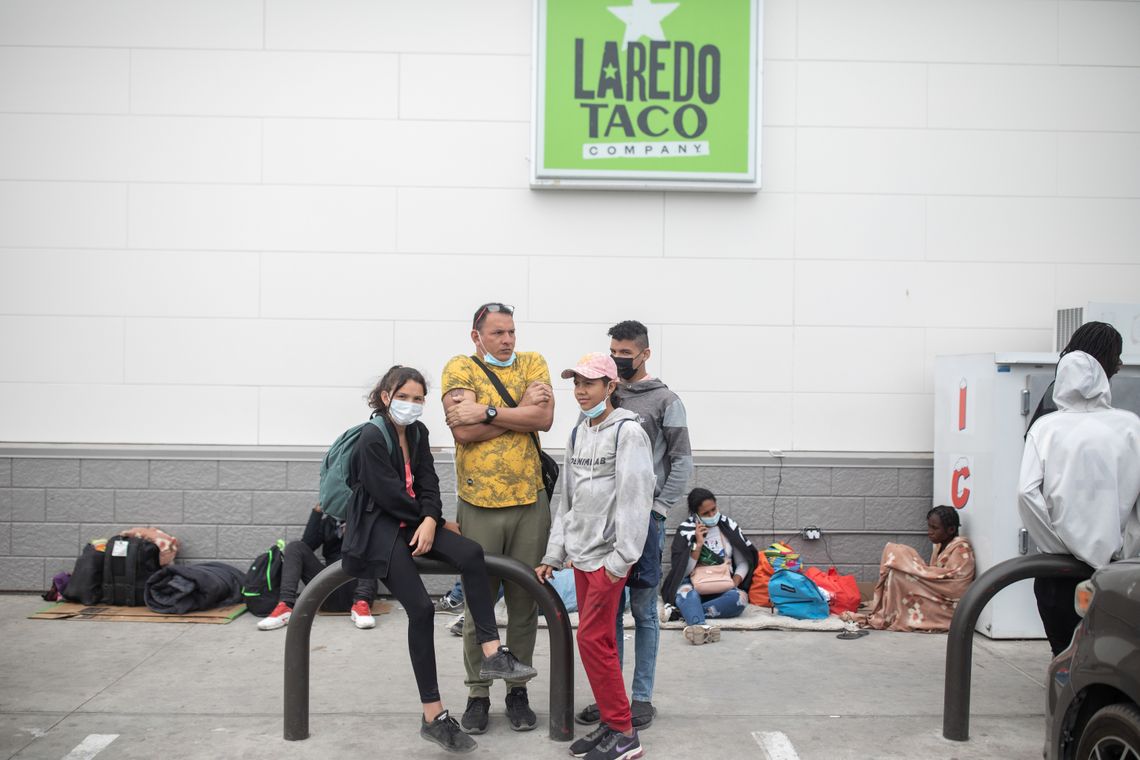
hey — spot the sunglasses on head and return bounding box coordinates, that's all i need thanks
[473,303,515,328]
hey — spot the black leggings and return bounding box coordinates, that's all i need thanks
[1034,575,1086,657]
[279,541,376,611]
[382,525,499,704]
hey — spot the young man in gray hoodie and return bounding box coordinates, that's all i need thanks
[538,351,656,760]
[576,320,694,729]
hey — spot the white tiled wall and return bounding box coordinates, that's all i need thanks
[1,0,1138,453]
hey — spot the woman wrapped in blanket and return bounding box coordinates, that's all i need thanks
[844,505,975,632]
[660,488,759,646]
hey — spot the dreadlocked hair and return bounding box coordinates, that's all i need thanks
[1061,321,1123,380]
[927,505,960,538]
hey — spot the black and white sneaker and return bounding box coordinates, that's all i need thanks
[479,645,538,682]
[584,727,642,760]
[420,710,477,753]
[504,686,537,731]
[435,594,464,614]
[569,723,612,757]
[460,696,490,735]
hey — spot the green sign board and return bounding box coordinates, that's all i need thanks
[532,0,762,191]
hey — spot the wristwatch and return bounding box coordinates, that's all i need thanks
[484,406,498,424]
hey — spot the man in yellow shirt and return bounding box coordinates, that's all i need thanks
[441,302,555,735]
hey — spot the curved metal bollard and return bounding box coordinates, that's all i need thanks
[283,556,574,743]
[943,553,1092,741]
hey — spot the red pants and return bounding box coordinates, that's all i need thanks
[574,567,632,734]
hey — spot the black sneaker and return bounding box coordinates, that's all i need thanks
[569,723,612,757]
[575,702,601,726]
[504,686,537,732]
[584,727,642,760]
[630,700,655,729]
[479,645,538,682]
[421,710,477,753]
[460,696,490,735]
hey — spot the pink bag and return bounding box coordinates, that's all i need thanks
[122,526,180,566]
[691,563,735,595]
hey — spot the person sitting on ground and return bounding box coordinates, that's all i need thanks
[661,488,759,646]
[257,505,379,631]
[339,365,538,754]
[845,505,975,633]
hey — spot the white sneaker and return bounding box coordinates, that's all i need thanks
[449,613,465,637]
[258,602,292,631]
[351,600,376,630]
[683,623,720,645]
[660,603,679,624]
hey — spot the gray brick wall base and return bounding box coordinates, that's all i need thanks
[0,451,934,592]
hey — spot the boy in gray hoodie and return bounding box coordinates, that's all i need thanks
[537,352,655,760]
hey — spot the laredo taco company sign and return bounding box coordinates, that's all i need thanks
[532,0,762,191]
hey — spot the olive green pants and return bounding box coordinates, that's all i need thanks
[457,490,551,697]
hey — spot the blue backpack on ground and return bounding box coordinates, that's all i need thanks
[768,569,830,620]
[319,416,417,521]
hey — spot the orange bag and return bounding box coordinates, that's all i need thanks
[748,553,775,607]
[804,566,860,615]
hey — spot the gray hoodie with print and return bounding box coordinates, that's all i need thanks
[542,407,656,578]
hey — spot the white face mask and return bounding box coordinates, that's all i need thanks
[388,399,424,426]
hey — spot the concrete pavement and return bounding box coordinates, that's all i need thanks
[0,593,1053,759]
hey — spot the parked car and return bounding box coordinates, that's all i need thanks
[1045,557,1140,760]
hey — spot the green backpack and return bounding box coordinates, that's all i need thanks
[318,417,418,521]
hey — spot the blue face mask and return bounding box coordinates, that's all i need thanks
[698,513,719,527]
[583,397,608,419]
[478,338,516,368]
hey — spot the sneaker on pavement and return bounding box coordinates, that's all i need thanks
[659,603,680,623]
[479,645,538,682]
[435,594,464,614]
[449,614,465,637]
[630,700,656,729]
[575,703,601,726]
[460,696,490,735]
[504,686,537,732]
[350,600,376,630]
[257,602,292,631]
[570,724,615,756]
[683,623,720,645]
[570,723,612,757]
[420,710,476,753]
[584,727,642,760]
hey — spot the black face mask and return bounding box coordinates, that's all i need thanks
[613,355,639,381]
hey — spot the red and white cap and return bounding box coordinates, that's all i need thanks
[560,352,618,381]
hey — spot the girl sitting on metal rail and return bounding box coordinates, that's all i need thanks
[340,365,537,753]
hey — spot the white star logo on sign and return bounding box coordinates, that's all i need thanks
[607,0,680,50]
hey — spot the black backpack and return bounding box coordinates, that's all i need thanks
[62,542,106,605]
[241,539,286,617]
[102,535,162,606]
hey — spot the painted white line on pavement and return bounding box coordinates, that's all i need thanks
[752,730,801,760]
[62,734,118,760]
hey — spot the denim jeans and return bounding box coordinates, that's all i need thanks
[615,513,666,703]
[675,579,748,625]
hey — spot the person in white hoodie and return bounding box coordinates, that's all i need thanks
[1018,346,1140,656]
[536,352,655,760]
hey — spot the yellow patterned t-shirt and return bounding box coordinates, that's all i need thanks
[440,352,551,508]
